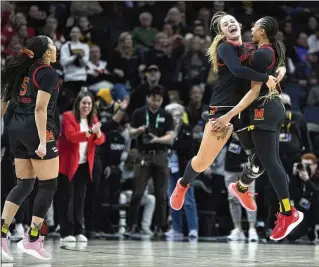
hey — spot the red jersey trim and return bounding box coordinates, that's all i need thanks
[32,64,52,89]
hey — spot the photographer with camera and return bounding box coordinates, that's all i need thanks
[125,86,174,236]
[288,153,319,243]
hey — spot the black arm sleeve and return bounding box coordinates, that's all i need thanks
[249,48,273,73]
[217,42,268,82]
[35,67,59,94]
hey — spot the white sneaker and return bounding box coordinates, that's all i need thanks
[227,228,246,241]
[188,230,198,239]
[140,228,154,236]
[60,235,76,242]
[165,229,183,238]
[248,228,259,242]
[75,234,88,242]
[10,223,25,241]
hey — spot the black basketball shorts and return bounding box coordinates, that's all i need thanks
[9,114,59,160]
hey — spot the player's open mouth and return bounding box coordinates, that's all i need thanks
[229,26,238,33]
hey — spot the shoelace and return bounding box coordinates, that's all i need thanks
[274,213,286,230]
[245,192,258,198]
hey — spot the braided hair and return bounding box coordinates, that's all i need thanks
[1,35,49,103]
[257,17,286,99]
[258,16,285,70]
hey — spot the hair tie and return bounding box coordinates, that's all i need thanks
[21,48,34,58]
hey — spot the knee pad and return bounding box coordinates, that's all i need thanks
[38,178,58,191]
[6,178,36,206]
[32,178,57,218]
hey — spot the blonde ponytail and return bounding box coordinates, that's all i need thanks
[207,34,224,73]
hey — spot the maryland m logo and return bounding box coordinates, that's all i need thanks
[46,130,54,142]
[209,106,219,115]
[254,108,264,120]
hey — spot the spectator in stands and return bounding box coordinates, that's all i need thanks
[146,32,182,89]
[175,1,187,23]
[306,16,318,36]
[60,26,90,110]
[86,45,115,94]
[185,85,208,128]
[12,24,28,46]
[197,7,211,36]
[224,134,258,242]
[185,21,211,53]
[168,90,182,104]
[108,32,144,93]
[165,103,198,240]
[2,35,22,59]
[132,12,158,51]
[128,65,169,114]
[27,5,47,31]
[77,16,97,46]
[164,7,187,35]
[288,153,319,243]
[307,76,319,107]
[282,21,296,60]
[177,37,209,100]
[295,32,309,64]
[163,22,175,40]
[57,90,105,242]
[1,12,31,51]
[309,51,319,74]
[308,27,319,54]
[40,16,65,51]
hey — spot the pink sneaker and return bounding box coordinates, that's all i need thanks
[1,237,13,261]
[17,235,52,260]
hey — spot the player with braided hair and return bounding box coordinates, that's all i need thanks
[1,35,59,261]
[212,16,304,241]
[170,12,286,215]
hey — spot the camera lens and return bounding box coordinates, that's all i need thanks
[296,163,304,170]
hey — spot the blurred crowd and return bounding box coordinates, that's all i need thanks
[1,1,319,244]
